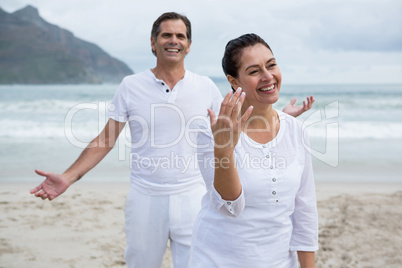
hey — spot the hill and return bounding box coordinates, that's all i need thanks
[0,5,133,84]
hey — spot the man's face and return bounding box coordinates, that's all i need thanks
[151,19,191,64]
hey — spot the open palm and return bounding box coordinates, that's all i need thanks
[30,170,71,200]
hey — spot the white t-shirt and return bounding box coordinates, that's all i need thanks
[190,110,319,267]
[108,69,223,195]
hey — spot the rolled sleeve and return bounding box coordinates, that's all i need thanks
[211,186,245,217]
[197,121,245,217]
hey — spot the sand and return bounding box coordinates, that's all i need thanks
[1,181,402,268]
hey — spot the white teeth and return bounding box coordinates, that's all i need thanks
[167,49,179,52]
[260,85,275,92]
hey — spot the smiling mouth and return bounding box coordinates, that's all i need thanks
[166,48,181,53]
[259,84,275,92]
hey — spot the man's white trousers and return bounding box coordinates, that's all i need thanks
[124,184,205,268]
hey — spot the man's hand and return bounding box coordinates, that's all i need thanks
[282,96,315,117]
[30,170,71,201]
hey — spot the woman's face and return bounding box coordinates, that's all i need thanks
[231,43,282,108]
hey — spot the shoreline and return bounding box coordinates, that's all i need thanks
[3,180,401,199]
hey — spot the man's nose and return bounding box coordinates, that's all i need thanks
[169,35,179,44]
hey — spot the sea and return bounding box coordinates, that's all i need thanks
[1,81,401,183]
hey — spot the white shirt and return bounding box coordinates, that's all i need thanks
[108,70,222,195]
[190,110,319,267]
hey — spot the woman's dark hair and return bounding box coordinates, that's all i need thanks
[151,12,192,56]
[222,33,272,79]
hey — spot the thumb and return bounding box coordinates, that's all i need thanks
[35,169,49,177]
[289,97,297,106]
[207,109,217,128]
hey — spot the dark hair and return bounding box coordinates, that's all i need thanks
[151,12,192,56]
[222,33,272,79]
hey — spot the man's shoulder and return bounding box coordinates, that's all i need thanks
[185,70,214,83]
[118,70,155,90]
[122,70,152,82]
[184,71,220,94]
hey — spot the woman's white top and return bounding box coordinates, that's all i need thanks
[189,110,318,268]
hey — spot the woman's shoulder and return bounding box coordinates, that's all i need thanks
[277,109,303,130]
[276,109,306,145]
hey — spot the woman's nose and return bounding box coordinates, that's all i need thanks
[261,69,273,81]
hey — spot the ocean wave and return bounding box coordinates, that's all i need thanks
[1,119,401,140]
[1,99,112,114]
[0,119,101,139]
[306,121,402,139]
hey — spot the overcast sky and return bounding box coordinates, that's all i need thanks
[1,0,402,84]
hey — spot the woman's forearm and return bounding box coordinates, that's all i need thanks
[298,251,315,268]
[213,152,242,201]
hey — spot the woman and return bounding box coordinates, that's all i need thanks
[189,33,318,267]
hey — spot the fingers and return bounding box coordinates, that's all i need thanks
[231,91,246,120]
[240,105,254,128]
[31,169,47,194]
[33,188,48,200]
[221,87,243,119]
[34,189,54,201]
[32,186,43,196]
[219,90,233,115]
[308,96,315,106]
[207,108,217,128]
[30,183,43,194]
[211,88,247,149]
[31,169,49,199]
[289,97,297,106]
[304,96,315,111]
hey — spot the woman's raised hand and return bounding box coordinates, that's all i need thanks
[207,87,253,157]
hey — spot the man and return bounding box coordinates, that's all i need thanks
[30,12,314,268]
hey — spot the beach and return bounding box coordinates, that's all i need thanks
[1,84,401,267]
[1,181,401,268]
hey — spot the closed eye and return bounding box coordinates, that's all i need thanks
[267,63,277,69]
[249,70,258,75]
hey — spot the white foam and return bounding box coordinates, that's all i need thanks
[306,121,402,139]
[1,99,81,114]
[0,119,99,139]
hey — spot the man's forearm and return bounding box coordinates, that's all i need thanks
[63,118,124,184]
[63,136,115,184]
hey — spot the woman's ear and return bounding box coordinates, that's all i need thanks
[227,75,239,91]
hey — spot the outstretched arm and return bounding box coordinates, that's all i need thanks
[30,118,126,200]
[282,96,315,117]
